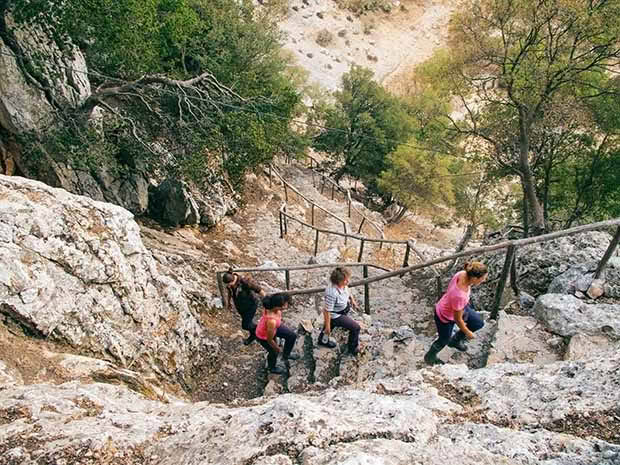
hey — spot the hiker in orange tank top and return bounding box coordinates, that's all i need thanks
[424,261,488,365]
[255,293,300,375]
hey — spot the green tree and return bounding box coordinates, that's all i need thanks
[436,0,620,234]
[378,146,455,222]
[311,66,413,201]
[10,0,305,187]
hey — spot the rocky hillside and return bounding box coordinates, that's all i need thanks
[2,159,620,464]
[277,0,454,90]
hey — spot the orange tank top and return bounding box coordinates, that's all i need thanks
[255,311,281,340]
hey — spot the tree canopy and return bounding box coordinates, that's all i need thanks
[310,65,413,203]
[10,0,305,187]
[436,0,620,233]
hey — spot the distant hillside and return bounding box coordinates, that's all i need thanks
[275,0,454,91]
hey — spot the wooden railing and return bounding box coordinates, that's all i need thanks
[306,154,384,240]
[279,203,415,267]
[221,219,620,318]
[266,164,349,239]
[216,262,390,315]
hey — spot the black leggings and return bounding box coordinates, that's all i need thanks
[237,302,258,336]
[257,325,297,369]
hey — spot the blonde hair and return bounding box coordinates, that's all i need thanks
[464,261,488,279]
[330,266,351,285]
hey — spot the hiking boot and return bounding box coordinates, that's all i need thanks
[447,331,468,352]
[318,334,337,349]
[424,341,446,366]
[348,348,360,357]
[269,365,286,375]
[243,333,256,346]
[284,351,301,360]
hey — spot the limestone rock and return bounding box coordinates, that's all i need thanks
[534,294,620,337]
[0,13,90,134]
[565,333,620,361]
[0,175,218,387]
[587,278,605,299]
[149,177,236,227]
[486,312,561,365]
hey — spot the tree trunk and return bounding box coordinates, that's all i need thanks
[444,223,474,273]
[518,112,546,235]
[387,205,408,224]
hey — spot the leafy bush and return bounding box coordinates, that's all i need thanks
[316,29,334,47]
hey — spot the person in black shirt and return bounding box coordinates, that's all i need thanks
[223,269,266,345]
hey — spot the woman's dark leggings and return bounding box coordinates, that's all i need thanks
[237,302,258,337]
[433,303,484,348]
[257,325,297,369]
[329,315,361,352]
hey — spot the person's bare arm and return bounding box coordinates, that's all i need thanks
[454,310,475,339]
[322,309,331,335]
[265,320,281,352]
[349,292,359,310]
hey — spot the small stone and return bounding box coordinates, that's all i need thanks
[587,279,605,299]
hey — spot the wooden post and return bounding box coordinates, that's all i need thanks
[320,178,326,194]
[595,226,620,279]
[510,247,520,296]
[314,229,319,256]
[357,239,365,262]
[279,211,284,238]
[343,223,348,246]
[216,272,226,308]
[357,217,366,234]
[285,270,290,290]
[491,244,516,319]
[331,184,335,200]
[403,242,411,267]
[284,183,289,202]
[363,265,370,314]
[283,211,288,236]
[348,199,351,218]
[311,204,315,226]
[269,165,272,187]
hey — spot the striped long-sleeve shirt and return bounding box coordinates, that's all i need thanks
[324,284,350,319]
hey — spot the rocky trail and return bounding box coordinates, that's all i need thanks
[2,164,620,464]
[189,158,568,402]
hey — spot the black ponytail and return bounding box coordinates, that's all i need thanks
[222,268,235,284]
[263,293,291,310]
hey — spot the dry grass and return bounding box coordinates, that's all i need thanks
[369,244,405,269]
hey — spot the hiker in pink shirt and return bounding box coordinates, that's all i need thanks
[424,261,488,365]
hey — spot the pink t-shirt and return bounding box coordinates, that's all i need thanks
[256,311,281,340]
[436,271,470,323]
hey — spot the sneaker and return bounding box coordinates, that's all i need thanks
[284,352,301,360]
[423,353,445,366]
[448,338,467,352]
[269,365,286,375]
[243,334,256,346]
[318,338,337,349]
[447,332,468,352]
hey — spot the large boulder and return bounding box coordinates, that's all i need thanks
[534,293,620,337]
[149,177,237,227]
[2,352,620,464]
[0,175,218,387]
[475,231,614,308]
[0,12,90,134]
